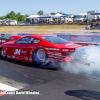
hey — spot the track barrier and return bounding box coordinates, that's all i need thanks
[0,33,100,45]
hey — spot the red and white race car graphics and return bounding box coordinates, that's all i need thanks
[0,34,87,66]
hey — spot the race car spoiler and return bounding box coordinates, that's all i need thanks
[0,33,100,46]
[0,33,33,44]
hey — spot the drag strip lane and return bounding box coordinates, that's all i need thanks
[0,57,60,89]
[0,57,58,84]
[0,57,100,100]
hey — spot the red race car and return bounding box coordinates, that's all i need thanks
[0,34,88,67]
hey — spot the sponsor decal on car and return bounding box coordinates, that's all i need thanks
[48,55,61,58]
[45,48,59,51]
[70,50,74,51]
[25,57,28,60]
[62,56,66,58]
[29,58,32,61]
[47,52,54,54]
[14,49,27,55]
[62,49,69,51]
[12,56,15,58]
[16,57,19,59]
[49,58,55,62]
[48,52,61,56]
[30,50,32,55]
[55,53,61,56]
[7,55,11,58]
[19,58,25,60]
[48,55,56,57]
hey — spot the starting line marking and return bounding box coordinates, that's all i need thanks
[0,83,18,91]
[0,82,18,97]
[0,90,5,96]
[0,82,40,96]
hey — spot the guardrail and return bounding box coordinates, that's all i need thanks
[53,33,100,45]
[90,26,100,30]
[0,33,100,45]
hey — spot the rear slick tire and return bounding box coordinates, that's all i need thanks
[0,48,7,58]
[33,49,50,68]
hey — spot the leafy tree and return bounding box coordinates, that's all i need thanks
[37,10,44,15]
[21,14,28,22]
[57,12,62,14]
[5,11,16,19]
[16,12,22,21]
[0,16,5,20]
[16,12,28,22]
[16,12,21,17]
[0,11,33,22]
[50,12,56,15]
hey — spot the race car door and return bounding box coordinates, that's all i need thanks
[11,37,36,61]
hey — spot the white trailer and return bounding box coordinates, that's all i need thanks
[73,13,87,22]
[87,10,100,21]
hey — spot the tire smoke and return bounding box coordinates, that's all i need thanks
[59,46,100,77]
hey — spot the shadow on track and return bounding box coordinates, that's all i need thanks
[0,57,57,71]
[0,57,59,85]
[65,90,100,100]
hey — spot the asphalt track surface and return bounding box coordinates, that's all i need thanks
[0,57,100,100]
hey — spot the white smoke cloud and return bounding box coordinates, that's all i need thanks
[59,46,100,77]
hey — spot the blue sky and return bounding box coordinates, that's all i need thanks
[0,0,100,16]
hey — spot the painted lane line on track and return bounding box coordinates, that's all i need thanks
[0,82,18,96]
[0,83,18,91]
[0,90,5,96]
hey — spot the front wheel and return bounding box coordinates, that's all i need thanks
[33,49,50,68]
[0,48,7,58]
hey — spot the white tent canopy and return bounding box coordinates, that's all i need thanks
[26,15,39,19]
[53,13,62,17]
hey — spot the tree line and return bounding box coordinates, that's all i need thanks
[37,10,66,15]
[0,11,28,22]
[0,10,70,22]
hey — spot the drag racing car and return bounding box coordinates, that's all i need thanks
[0,34,89,68]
